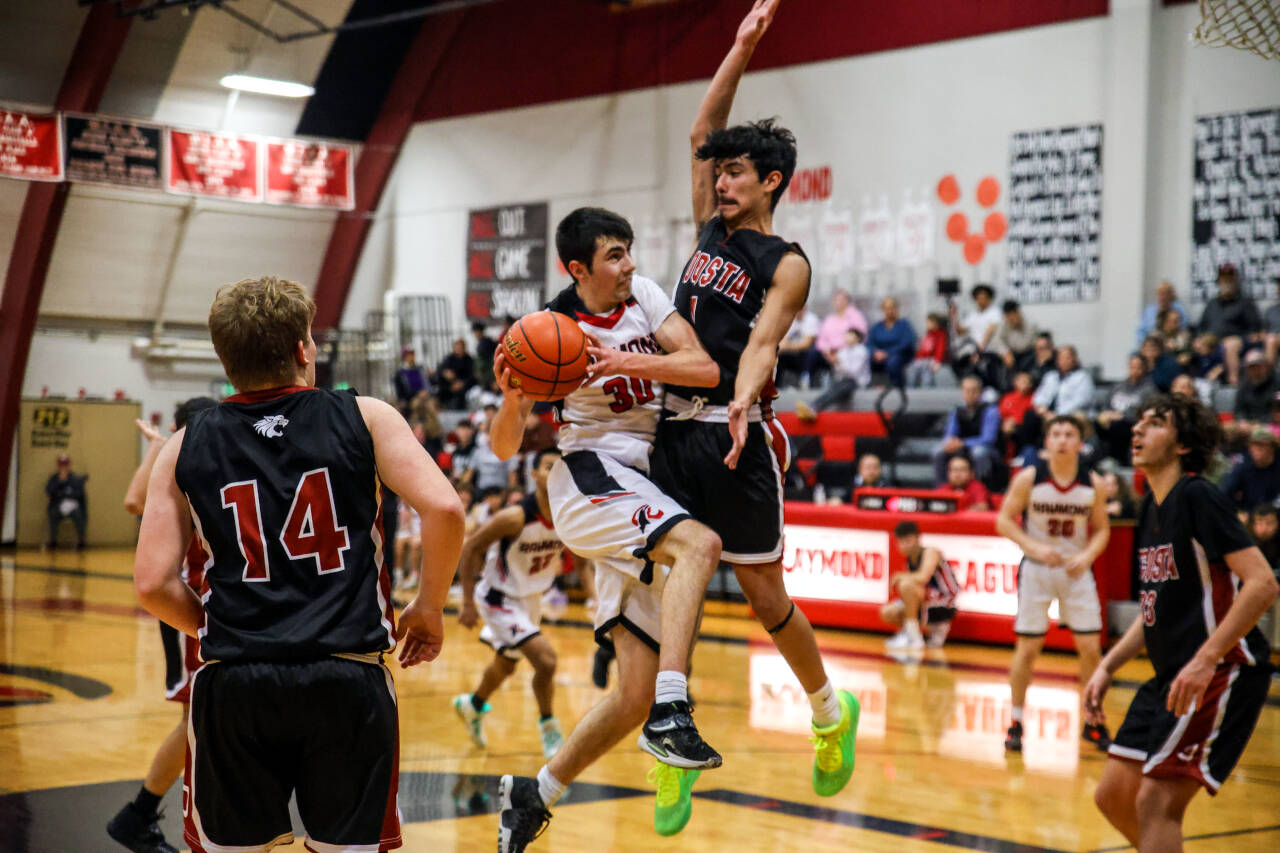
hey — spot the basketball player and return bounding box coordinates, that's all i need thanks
[1088,394,1276,852]
[133,276,466,853]
[882,521,959,650]
[648,0,860,813]
[452,446,568,759]
[995,415,1112,753]
[488,207,723,850]
[109,399,215,853]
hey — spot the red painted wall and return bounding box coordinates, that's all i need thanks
[414,0,1109,122]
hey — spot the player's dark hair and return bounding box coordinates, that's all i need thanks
[174,396,218,429]
[894,520,920,538]
[533,446,561,468]
[694,117,797,211]
[555,207,634,277]
[1045,413,1087,440]
[478,486,504,501]
[1140,392,1221,474]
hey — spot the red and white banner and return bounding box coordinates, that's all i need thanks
[1,110,63,182]
[264,139,354,210]
[781,525,890,604]
[920,533,1059,620]
[167,129,261,201]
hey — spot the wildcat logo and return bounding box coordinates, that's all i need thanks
[631,504,665,532]
[253,415,289,438]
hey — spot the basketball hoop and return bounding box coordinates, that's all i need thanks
[1193,0,1280,61]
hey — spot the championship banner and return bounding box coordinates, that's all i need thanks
[264,138,354,210]
[1,109,63,182]
[63,114,163,190]
[167,128,261,201]
[465,202,548,320]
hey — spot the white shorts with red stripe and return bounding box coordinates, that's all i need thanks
[475,578,543,661]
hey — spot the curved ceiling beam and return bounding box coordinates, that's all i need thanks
[0,5,134,523]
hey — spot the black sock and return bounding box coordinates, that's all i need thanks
[471,693,487,712]
[133,785,162,815]
[539,714,554,723]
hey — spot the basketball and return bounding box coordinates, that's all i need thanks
[501,311,590,401]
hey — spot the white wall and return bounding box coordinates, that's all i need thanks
[350,2,1280,376]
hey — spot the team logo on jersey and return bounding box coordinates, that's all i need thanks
[631,504,665,532]
[252,415,289,438]
[1176,744,1200,763]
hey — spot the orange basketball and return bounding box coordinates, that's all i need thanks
[501,311,590,402]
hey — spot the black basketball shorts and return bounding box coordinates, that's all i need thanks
[1108,662,1270,794]
[160,621,201,704]
[652,417,786,564]
[184,657,401,853]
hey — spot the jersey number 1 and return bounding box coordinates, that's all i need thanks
[220,468,351,582]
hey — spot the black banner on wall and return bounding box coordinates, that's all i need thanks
[1006,123,1103,304]
[63,114,163,190]
[465,202,548,320]
[1191,107,1280,302]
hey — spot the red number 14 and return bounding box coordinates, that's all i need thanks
[220,468,350,582]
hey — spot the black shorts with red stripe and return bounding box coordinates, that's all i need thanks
[184,657,401,853]
[651,416,786,565]
[1107,662,1271,794]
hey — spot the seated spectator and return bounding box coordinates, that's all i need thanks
[436,338,476,409]
[45,454,88,550]
[933,375,1001,485]
[854,453,890,489]
[796,328,870,419]
[993,299,1041,380]
[1198,263,1262,385]
[1186,332,1225,384]
[1099,466,1137,520]
[1028,332,1057,387]
[1170,372,1214,407]
[949,284,1003,386]
[448,420,479,479]
[1156,308,1191,358]
[1264,277,1280,366]
[945,452,991,511]
[1138,335,1180,393]
[1135,280,1188,346]
[393,347,427,413]
[815,289,868,383]
[1220,427,1280,512]
[1033,345,1095,417]
[471,321,498,379]
[1095,354,1156,462]
[1248,504,1280,572]
[1234,350,1279,433]
[906,312,949,387]
[881,521,956,650]
[867,297,917,388]
[776,305,822,387]
[1000,371,1040,460]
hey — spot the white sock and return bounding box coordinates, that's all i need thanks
[904,619,923,637]
[654,670,688,705]
[536,765,566,809]
[1011,706,1024,724]
[808,680,842,728]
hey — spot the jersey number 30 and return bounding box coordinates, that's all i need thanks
[602,377,656,414]
[220,468,351,582]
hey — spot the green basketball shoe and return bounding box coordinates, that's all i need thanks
[810,689,859,797]
[648,761,700,836]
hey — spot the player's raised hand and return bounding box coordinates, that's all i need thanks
[493,351,526,401]
[1167,653,1214,716]
[396,597,445,667]
[135,417,165,443]
[1082,664,1111,725]
[735,0,781,49]
[723,400,750,469]
[458,598,478,629]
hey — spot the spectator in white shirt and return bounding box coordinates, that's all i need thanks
[1033,345,1096,417]
[950,284,1002,353]
[777,305,822,387]
[797,328,870,420]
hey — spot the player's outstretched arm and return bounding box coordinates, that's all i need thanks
[995,467,1063,567]
[134,429,202,638]
[455,506,524,629]
[490,350,535,461]
[691,0,782,227]
[584,314,720,389]
[1084,614,1146,725]
[723,251,806,468]
[124,418,166,515]
[358,397,467,667]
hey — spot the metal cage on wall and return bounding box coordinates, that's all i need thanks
[313,327,395,401]
[397,295,455,371]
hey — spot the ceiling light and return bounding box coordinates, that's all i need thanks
[219,74,314,98]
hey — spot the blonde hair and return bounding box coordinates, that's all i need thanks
[208,276,315,390]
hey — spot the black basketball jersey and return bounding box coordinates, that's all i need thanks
[175,386,394,663]
[1133,475,1269,682]
[908,548,959,608]
[666,216,809,405]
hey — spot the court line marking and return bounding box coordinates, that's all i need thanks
[1083,822,1280,852]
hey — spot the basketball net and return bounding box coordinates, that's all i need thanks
[1193,0,1280,61]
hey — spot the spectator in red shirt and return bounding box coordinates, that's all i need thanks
[906,312,949,388]
[946,453,991,511]
[1000,370,1040,461]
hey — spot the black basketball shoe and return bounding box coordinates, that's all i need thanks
[638,701,723,769]
[106,803,178,853]
[1004,720,1023,753]
[497,775,552,853]
[1082,722,1112,751]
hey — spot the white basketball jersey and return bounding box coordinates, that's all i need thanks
[1023,459,1095,561]
[545,275,675,472]
[483,495,565,597]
